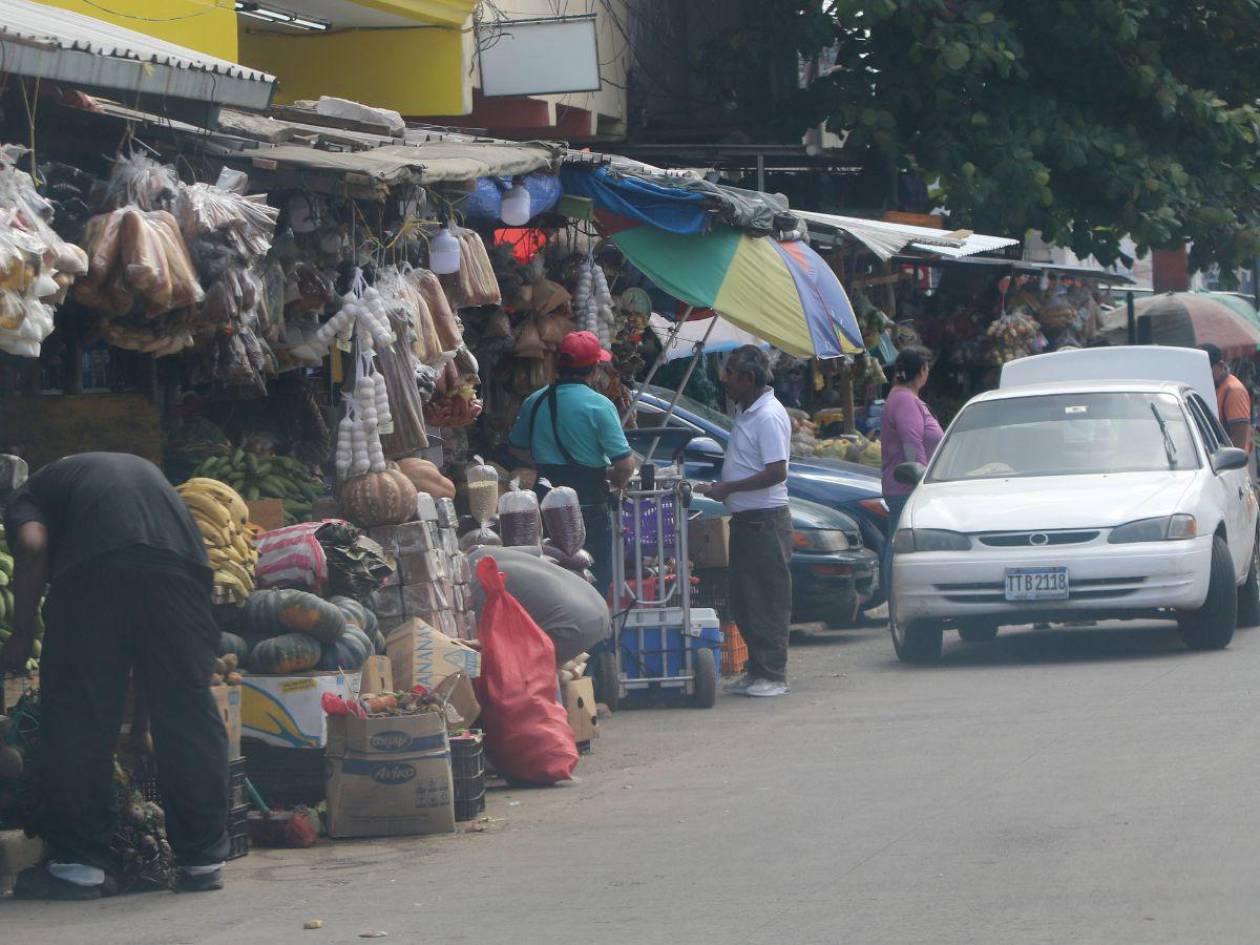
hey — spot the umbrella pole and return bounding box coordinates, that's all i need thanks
[1126,291,1136,346]
[622,307,690,424]
[646,315,720,459]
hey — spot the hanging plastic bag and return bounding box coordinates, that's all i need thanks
[472,557,579,785]
[498,478,541,548]
[460,523,502,551]
[540,481,586,557]
[466,454,500,526]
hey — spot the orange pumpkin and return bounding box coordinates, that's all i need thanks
[396,457,456,500]
[340,464,417,528]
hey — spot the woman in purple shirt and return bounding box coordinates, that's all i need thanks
[880,346,944,587]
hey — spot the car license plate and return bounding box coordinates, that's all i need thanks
[1004,567,1069,601]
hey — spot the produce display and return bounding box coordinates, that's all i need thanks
[985,310,1042,364]
[175,478,258,604]
[0,147,89,357]
[0,524,41,673]
[339,464,417,528]
[449,228,502,308]
[235,583,382,674]
[573,255,615,347]
[190,452,324,525]
[498,481,542,548]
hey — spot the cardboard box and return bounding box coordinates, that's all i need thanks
[360,655,393,696]
[412,608,458,639]
[402,581,451,615]
[447,552,471,585]
[435,498,458,529]
[325,710,455,838]
[240,671,358,749]
[373,585,405,620]
[213,684,243,759]
[368,521,439,556]
[398,550,450,586]
[432,672,480,731]
[688,516,730,568]
[386,619,481,692]
[246,498,284,532]
[562,677,598,744]
[439,528,460,556]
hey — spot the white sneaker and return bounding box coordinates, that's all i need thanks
[724,673,757,694]
[745,678,790,698]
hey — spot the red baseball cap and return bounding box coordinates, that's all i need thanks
[558,330,612,368]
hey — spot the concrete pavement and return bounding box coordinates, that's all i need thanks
[5,619,1260,944]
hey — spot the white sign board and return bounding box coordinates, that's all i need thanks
[479,16,601,98]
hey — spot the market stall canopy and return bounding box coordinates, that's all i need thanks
[612,225,863,359]
[1099,292,1260,360]
[0,0,275,112]
[649,313,768,361]
[560,165,799,236]
[239,140,564,187]
[798,209,1018,261]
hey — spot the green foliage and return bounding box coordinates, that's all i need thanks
[701,0,1260,274]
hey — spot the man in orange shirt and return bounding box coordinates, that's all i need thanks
[1202,344,1253,456]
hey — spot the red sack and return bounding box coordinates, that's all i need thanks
[473,557,579,785]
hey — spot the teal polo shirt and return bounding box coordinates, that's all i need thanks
[509,382,632,469]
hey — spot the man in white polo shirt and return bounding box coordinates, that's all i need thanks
[699,346,793,697]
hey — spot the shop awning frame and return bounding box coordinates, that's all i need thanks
[0,0,275,112]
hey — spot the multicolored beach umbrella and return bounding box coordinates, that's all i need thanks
[609,224,864,359]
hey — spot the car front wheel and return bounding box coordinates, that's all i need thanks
[1236,530,1260,628]
[1178,535,1237,650]
[890,598,943,663]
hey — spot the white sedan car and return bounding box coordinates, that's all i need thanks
[889,378,1258,662]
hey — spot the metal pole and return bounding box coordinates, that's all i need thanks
[756,153,766,193]
[645,315,720,459]
[1253,257,1259,314]
[1126,291,1136,345]
[621,308,690,424]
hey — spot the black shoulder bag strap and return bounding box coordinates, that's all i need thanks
[528,383,578,466]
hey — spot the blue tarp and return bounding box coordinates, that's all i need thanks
[560,166,710,235]
[459,172,564,221]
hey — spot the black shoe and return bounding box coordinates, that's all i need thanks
[174,867,223,892]
[12,866,103,901]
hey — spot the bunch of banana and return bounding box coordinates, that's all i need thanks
[176,478,258,605]
[192,451,324,526]
[0,523,42,673]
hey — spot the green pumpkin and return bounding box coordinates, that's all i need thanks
[245,588,346,644]
[330,595,370,631]
[317,626,373,672]
[249,633,322,674]
[217,632,251,664]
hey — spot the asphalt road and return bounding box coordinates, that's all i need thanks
[6,619,1260,945]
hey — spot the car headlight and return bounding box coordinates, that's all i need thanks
[892,528,972,553]
[1108,514,1198,544]
[793,529,850,552]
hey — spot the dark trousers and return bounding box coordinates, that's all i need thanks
[38,562,229,871]
[882,494,910,597]
[729,506,793,682]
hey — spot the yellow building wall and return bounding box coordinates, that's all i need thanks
[238,26,469,115]
[34,0,240,62]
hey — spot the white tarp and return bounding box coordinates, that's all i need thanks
[649,313,768,361]
[797,209,1018,261]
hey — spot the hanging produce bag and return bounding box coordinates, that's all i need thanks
[473,557,579,785]
[540,483,586,557]
[498,479,541,548]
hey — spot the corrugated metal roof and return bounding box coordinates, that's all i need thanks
[797,208,1018,260]
[0,0,275,110]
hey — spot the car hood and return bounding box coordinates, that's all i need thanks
[909,472,1196,532]
[688,495,859,532]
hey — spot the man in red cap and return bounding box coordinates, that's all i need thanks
[509,331,634,590]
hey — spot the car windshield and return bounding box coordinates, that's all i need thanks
[927,391,1200,482]
[642,385,734,432]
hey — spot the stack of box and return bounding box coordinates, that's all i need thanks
[369,498,477,641]
[435,498,477,640]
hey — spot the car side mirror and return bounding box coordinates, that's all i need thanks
[894,462,926,486]
[685,436,724,465]
[1211,446,1249,474]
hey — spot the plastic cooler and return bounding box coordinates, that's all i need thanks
[617,607,721,681]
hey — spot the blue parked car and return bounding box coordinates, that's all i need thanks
[632,386,891,591]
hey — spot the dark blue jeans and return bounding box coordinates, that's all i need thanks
[881,494,910,601]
